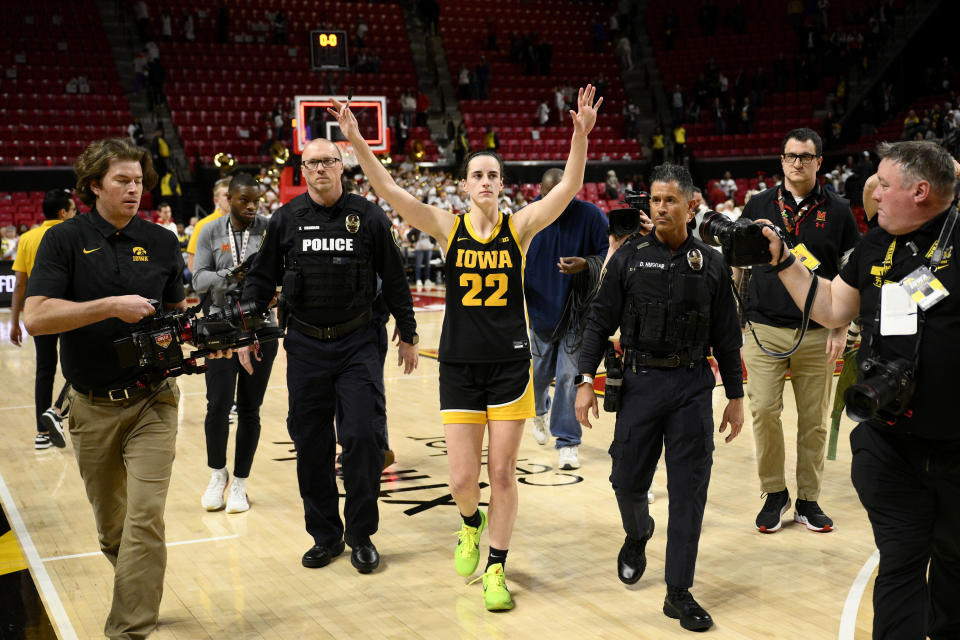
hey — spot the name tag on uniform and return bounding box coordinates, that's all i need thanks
[880,283,917,336]
[899,265,948,311]
[790,243,820,271]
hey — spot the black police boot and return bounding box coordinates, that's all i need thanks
[349,539,380,574]
[301,539,345,568]
[617,517,655,584]
[663,586,714,631]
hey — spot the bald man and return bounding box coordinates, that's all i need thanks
[241,138,418,574]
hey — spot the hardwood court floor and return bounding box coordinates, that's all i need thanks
[0,301,878,639]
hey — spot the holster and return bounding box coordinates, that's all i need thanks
[603,341,623,413]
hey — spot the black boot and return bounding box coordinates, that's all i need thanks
[617,517,655,584]
[663,586,713,631]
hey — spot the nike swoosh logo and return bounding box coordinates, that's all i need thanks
[83,247,101,254]
[457,237,469,242]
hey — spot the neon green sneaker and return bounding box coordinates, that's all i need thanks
[480,563,514,611]
[454,509,487,577]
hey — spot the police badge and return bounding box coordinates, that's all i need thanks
[345,214,360,234]
[687,248,703,271]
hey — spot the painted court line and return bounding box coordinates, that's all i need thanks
[0,470,79,640]
[42,534,241,562]
[839,548,880,640]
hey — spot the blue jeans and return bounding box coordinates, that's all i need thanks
[414,249,432,283]
[530,326,581,448]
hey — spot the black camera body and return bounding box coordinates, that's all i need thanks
[606,189,650,238]
[843,356,916,423]
[114,296,274,375]
[699,211,776,267]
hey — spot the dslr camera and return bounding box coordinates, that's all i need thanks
[606,189,650,237]
[699,211,779,267]
[114,294,277,376]
[843,356,916,423]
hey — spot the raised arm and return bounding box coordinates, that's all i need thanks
[513,85,603,248]
[328,98,454,245]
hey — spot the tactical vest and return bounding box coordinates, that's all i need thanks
[286,197,373,312]
[619,250,712,358]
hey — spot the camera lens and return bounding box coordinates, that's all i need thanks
[844,383,882,422]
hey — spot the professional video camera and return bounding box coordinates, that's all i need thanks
[606,189,650,237]
[699,211,780,267]
[114,294,278,378]
[843,356,916,423]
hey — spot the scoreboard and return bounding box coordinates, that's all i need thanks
[310,30,348,70]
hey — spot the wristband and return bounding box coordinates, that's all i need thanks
[772,251,796,273]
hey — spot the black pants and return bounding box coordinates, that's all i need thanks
[203,340,278,478]
[285,324,386,547]
[33,334,70,433]
[850,424,960,639]
[610,361,716,589]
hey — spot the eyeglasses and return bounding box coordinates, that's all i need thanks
[781,153,819,166]
[301,157,341,171]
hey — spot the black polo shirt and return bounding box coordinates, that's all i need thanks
[839,208,960,441]
[741,183,860,328]
[25,210,185,389]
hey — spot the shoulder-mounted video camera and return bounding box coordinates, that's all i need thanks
[113,293,279,378]
[699,211,780,267]
[607,189,650,237]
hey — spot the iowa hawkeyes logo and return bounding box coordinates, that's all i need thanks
[132,246,149,262]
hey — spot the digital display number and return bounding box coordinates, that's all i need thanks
[310,30,348,70]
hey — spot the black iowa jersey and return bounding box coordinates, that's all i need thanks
[438,212,530,363]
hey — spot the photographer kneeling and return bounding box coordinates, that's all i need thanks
[761,140,960,639]
[22,138,229,640]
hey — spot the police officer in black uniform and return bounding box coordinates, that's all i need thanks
[764,140,960,639]
[241,138,418,574]
[575,164,744,632]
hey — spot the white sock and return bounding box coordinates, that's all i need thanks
[212,467,228,480]
[232,476,246,491]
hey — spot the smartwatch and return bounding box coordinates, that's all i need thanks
[574,374,594,387]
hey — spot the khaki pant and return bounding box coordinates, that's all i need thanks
[742,324,833,500]
[68,380,179,640]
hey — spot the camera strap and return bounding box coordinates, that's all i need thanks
[731,269,819,358]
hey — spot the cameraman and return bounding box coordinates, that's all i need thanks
[193,172,278,514]
[22,138,197,639]
[762,140,960,638]
[737,127,859,533]
[575,164,744,632]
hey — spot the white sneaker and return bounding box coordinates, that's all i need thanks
[226,477,249,513]
[416,280,423,292]
[558,446,580,470]
[531,415,549,445]
[201,468,229,511]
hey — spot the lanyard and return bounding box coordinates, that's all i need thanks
[776,186,824,236]
[227,219,250,267]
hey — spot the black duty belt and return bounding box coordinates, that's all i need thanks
[291,310,372,341]
[74,380,162,402]
[623,349,697,369]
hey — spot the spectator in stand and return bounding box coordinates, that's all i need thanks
[453,123,470,168]
[150,127,169,175]
[536,99,550,126]
[160,11,172,41]
[10,189,76,449]
[615,35,632,71]
[155,202,177,235]
[356,19,368,48]
[651,127,665,166]
[133,49,148,94]
[605,169,621,199]
[711,97,726,135]
[740,97,754,134]
[671,85,684,124]
[484,126,499,152]
[476,57,491,100]
[673,123,687,163]
[458,66,471,100]
[128,118,145,147]
[133,0,150,41]
[411,228,435,291]
[416,89,430,127]
[718,171,737,199]
[184,13,195,42]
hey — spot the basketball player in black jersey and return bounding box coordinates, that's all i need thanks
[329,85,601,611]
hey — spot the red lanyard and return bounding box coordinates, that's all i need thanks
[776,186,824,236]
